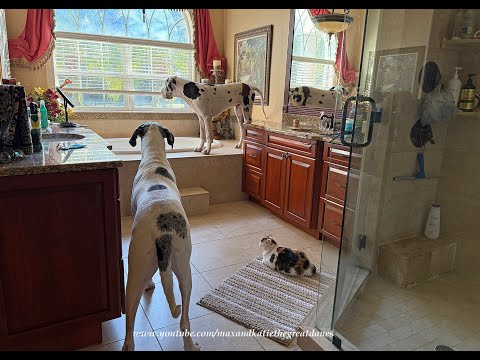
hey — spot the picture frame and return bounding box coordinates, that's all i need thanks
[368,46,426,98]
[234,25,273,105]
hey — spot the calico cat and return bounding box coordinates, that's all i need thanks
[259,235,316,277]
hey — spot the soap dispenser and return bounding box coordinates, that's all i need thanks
[39,99,49,129]
[458,73,477,112]
[446,66,462,106]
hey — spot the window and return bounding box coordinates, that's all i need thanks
[0,9,10,79]
[290,9,337,90]
[53,9,195,112]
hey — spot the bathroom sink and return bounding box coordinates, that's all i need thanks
[42,133,86,142]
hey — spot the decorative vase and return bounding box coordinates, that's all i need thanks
[424,203,440,239]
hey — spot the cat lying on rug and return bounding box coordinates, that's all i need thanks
[259,235,316,277]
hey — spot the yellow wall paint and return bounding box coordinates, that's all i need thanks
[209,9,224,56]
[224,9,291,122]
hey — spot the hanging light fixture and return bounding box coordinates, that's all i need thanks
[308,9,353,37]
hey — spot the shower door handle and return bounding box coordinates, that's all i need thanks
[341,95,381,148]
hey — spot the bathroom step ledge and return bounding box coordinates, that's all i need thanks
[180,187,209,216]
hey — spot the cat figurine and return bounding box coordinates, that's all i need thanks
[259,235,316,276]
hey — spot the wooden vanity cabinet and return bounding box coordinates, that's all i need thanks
[0,168,124,350]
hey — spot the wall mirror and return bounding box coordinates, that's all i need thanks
[283,9,367,122]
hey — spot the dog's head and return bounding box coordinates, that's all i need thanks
[129,122,175,150]
[288,87,305,107]
[161,76,178,100]
[329,85,349,96]
[259,235,277,251]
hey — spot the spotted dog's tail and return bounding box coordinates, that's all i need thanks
[251,85,267,120]
[155,234,182,318]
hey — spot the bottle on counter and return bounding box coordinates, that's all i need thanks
[451,9,464,40]
[460,9,475,39]
[29,102,43,152]
[39,99,49,129]
[446,66,462,106]
[458,73,477,112]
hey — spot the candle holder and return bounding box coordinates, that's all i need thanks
[210,67,225,85]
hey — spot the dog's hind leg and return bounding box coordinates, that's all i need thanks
[172,257,200,351]
[194,114,206,152]
[234,104,245,149]
[160,264,182,318]
[202,115,213,155]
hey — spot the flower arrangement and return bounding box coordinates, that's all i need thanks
[27,87,73,123]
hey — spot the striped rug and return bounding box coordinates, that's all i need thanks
[197,257,336,345]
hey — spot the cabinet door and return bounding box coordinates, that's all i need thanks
[242,167,264,201]
[264,147,286,213]
[283,152,316,227]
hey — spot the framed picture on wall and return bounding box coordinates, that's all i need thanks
[369,46,426,97]
[234,25,273,105]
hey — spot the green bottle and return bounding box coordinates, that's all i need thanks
[40,99,49,128]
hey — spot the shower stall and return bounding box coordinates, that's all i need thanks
[316,9,480,351]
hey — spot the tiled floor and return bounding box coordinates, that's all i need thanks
[81,200,338,351]
[336,271,480,351]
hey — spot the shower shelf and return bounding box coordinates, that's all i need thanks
[393,176,440,181]
[454,111,480,119]
[441,38,480,49]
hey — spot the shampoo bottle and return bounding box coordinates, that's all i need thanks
[446,66,462,106]
[458,73,477,112]
[451,9,464,40]
[39,99,49,129]
[460,9,475,39]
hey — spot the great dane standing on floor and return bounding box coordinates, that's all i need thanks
[122,122,200,352]
[160,76,267,155]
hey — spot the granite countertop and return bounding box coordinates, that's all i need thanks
[0,124,122,177]
[245,120,343,144]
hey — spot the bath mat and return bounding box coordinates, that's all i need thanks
[197,257,336,346]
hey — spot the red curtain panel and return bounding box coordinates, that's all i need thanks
[194,9,225,79]
[7,9,55,71]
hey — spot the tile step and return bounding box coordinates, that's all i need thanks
[180,187,209,216]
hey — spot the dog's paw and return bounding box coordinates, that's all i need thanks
[145,280,155,291]
[234,144,242,149]
[122,342,134,351]
[193,147,203,152]
[202,149,211,155]
[185,341,201,351]
[172,304,182,318]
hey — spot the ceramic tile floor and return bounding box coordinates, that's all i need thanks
[81,200,338,351]
[337,271,480,351]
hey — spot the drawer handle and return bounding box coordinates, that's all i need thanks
[335,182,347,188]
[249,154,257,158]
[331,220,342,226]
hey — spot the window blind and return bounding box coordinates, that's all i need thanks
[290,56,336,90]
[54,32,195,111]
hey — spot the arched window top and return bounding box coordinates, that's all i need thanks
[54,9,192,43]
[293,9,337,60]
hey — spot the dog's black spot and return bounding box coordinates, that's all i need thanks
[245,106,249,112]
[214,87,216,91]
[270,254,275,263]
[322,94,325,97]
[156,211,188,239]
[200,89,205,92]
[241,83,250,97]
[295,87,299,91]
[243,95,249,107]
[229,99,232,102]
[251,93,255,102]
[214,93,216,95]
[183,82,201,100]
[228,91,231,94]
[155,167,175,182]
[155,234,172,271]
[301,86,310,106]
[148,184,167,192]
[318,100,323,104]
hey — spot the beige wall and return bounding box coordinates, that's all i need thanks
[224,9,291,122]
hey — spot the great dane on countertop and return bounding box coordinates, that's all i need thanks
[160,76,267,155]
[122,122,200,351]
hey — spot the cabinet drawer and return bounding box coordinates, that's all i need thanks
[323,143,351,166]
[266,132,317,157]
[244,141,264,171]
[243,167,264,201]
[322,201,344,239]
[244,127,265,143]
[325,164,348,204]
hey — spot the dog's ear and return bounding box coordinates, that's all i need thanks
[160,127,175,148]
[129,123,149,147]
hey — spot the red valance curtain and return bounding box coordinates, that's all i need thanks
[8,9,55,71]
[193,9,225,79]
[310,9,357,86]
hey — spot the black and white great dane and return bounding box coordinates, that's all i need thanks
[161,76,266,155]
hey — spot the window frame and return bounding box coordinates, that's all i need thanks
[52,9,197,113]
